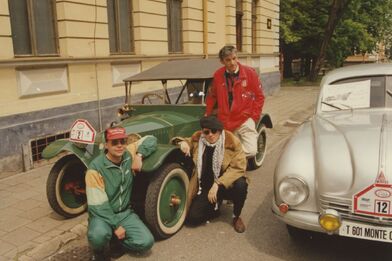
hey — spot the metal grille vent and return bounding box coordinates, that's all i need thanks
[30,132,70,162]
[320,195,392,225]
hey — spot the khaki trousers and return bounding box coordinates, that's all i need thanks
[233,118,258,157]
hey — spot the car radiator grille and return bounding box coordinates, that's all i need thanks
[319,195,392,226]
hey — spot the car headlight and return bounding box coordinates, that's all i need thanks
[278,177,309,206]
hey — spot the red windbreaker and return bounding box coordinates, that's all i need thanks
[205,63,265,131]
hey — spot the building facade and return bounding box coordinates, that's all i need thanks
[0,0,280,177]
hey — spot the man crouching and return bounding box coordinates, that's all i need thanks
[173,115,248,233]
[86,126,156,260]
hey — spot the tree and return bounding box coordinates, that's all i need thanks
[280,0,392,81]
[280,0,329,78]
[309,0,351,81]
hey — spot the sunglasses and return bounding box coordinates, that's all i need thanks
[110,139,127,146]
[203,129,218,135]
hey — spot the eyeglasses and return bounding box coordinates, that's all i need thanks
[202,129,218,135]
[110,139,127,146]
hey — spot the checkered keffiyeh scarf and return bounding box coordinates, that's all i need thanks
[196,131,225,196]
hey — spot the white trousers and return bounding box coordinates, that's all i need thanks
[233,118,258,157]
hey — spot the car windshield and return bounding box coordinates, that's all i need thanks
[321,80,371,111]
[320,76,390,112]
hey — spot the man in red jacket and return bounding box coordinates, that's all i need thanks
[205,45,265,157]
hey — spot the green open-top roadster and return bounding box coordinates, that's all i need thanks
[42,59,272,239]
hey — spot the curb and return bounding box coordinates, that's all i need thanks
[18,222,88,261]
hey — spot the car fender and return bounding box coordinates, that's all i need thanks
[41,140,94,167]
[142,144,183,173]
[274,121,317,212]
[259,113,273,128]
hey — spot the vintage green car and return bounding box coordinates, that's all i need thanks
[42,59,272,239]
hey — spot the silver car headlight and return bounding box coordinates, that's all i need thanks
[278,177,309,206]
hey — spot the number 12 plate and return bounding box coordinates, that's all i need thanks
[353,183,392,217]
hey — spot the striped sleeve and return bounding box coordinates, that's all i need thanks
[136,135,158,157]
[85,169,119,228]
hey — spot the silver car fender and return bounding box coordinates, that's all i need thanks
[274,121,317,212]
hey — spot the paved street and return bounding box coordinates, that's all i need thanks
[0,86,321,260]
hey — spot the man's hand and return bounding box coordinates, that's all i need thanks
[114,226,126,240]
[208,182,219,204]
[132,154,143,173]
[179,141,190,157]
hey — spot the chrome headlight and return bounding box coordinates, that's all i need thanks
[278,177,309,206]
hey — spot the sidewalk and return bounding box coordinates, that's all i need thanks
[0,86,320,261]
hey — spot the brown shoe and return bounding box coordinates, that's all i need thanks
[233,217,246,233]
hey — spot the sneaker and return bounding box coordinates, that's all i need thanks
[232,217,246,233]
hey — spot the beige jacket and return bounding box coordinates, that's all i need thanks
[173,130,247,210]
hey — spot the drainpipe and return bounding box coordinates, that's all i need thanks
[93,0,103,131]
[203,0,208,58]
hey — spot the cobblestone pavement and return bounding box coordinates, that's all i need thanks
[0,86,319,261]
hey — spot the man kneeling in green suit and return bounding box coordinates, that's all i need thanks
[85,126,157,260]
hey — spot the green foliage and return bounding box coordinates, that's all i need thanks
[281,0,392,74]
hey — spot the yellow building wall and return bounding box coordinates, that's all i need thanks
[259,0,280,55]
[207,0,219,54]
[0,0,280,117]
[241,0,252,53]
[56,1,109,57]
[183,1,203,54]
[0,0,13,59]
[225,0,236,46]
[133,0,167,55]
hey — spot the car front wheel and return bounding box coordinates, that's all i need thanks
[46,154,87,218]
[144,163,189,239]
[247,123,267,170]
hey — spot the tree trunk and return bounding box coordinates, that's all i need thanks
[283,53,293,78]
[304,57,311,77]
[309,0,352,81]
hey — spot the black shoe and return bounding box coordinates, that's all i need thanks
[91,249,106,261]
[110,237,125,259]
[233,216,246,233]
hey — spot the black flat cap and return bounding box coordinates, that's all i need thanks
[200,115,223,130]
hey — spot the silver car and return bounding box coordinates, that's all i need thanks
[273,63,392,243]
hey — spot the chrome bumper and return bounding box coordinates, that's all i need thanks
[272,201,325,233]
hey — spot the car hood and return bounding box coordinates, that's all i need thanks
[314,110,392,198]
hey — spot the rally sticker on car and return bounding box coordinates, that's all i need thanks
[69,119,96,144]
[353,183,392,217]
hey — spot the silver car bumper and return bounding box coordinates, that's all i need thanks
[272,202,326,233]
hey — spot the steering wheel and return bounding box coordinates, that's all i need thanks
[141,93,165,104]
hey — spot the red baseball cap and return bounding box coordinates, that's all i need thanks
[106,127,127,140]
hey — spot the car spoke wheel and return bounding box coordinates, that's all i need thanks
[248,123,267,170]
[46,154,87,218]
[145,163,189,239]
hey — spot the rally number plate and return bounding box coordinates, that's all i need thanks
[339,220,392,243]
